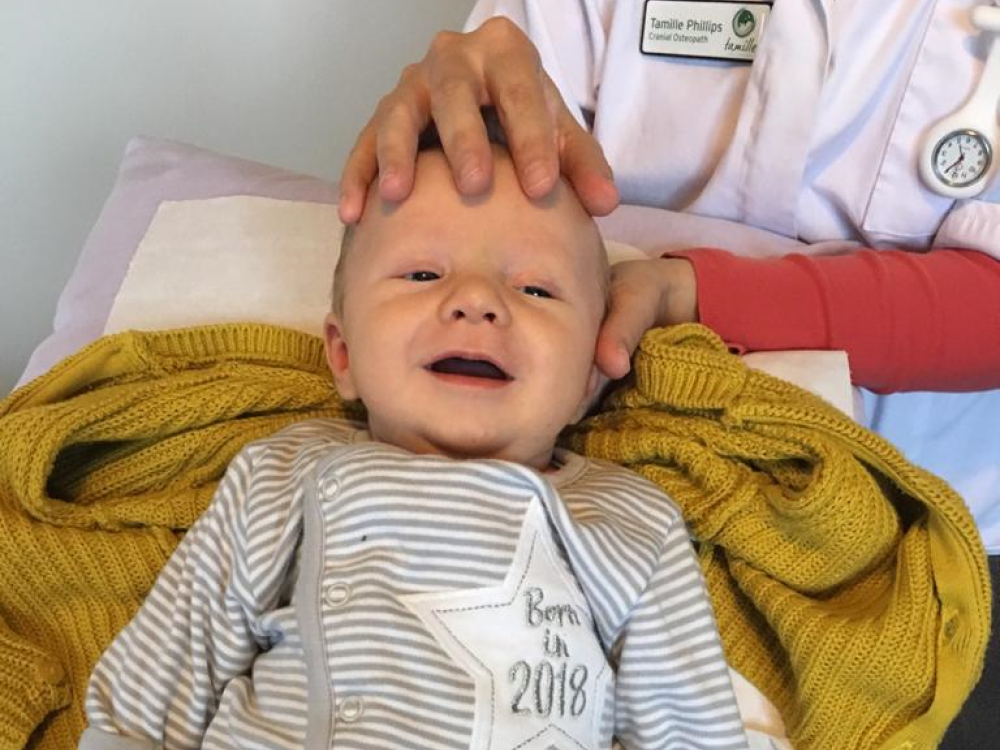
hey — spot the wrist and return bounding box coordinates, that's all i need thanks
[658,257,698,325]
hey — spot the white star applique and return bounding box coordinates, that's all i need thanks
[400,497,612,750]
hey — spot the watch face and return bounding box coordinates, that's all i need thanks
[932,130,992,188]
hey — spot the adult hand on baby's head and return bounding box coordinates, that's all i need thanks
[596,258,699,379]
[338,17,619,223]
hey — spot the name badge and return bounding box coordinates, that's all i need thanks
[641,0,772,62]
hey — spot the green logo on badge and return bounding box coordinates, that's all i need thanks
[733,8,756,38]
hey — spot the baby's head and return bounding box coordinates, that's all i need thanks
[325,141,608,471]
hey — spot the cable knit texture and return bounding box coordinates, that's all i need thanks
[0,323,989,750]
[567,324,990,750]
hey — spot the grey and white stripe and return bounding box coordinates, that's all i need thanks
[82,419,748,750]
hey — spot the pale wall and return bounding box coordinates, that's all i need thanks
[0,0,476,394]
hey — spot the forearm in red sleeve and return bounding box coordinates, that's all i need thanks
[673,247,1000,393]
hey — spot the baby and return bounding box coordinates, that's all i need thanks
[80,141,749,750]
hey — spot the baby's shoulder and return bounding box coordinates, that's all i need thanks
[211,418,366,519]
[244,417,364,459]
[560,452,684,535]
[227,417,366,485]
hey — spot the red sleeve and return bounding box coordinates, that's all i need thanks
[671,247,1000,394]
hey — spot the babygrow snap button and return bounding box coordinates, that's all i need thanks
[324,582,352,607]
[320,473,341,498]
[338,695,365,722]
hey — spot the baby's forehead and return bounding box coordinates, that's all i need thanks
[356,146,606,271]
[364,148,591,229]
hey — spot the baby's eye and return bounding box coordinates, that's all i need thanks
[404,271,440,282]
[520,285,553,299]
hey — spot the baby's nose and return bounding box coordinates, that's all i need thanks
[442,278,510,325]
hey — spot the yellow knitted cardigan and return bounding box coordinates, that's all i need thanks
[0,323,988,750]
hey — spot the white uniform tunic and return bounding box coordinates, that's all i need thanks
[81,420,749,750]
[466,0,1000,551]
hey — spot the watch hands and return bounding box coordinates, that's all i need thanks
[943,147,966,175]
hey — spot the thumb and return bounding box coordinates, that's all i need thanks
[595,290,657,380]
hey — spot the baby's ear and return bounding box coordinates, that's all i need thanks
[324,312,358,400]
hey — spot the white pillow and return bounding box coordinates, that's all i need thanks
[105,196,343,338]
[17,136,339,387]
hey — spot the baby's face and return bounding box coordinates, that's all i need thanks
[325,148,607,470]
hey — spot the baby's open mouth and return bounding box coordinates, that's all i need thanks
[428,357,511,381]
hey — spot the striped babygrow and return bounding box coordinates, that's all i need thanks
[81,419,748,750]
